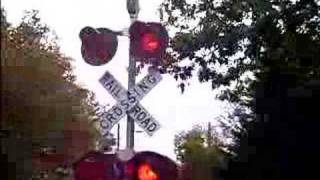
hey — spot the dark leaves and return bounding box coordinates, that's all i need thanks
[178,82,185,93]
[161,0,320,104]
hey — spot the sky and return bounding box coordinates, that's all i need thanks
[2,0,230,160]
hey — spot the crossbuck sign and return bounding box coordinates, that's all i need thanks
[99,70,162,136]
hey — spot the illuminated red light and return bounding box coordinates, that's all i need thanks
[137,163,159,180]
[141,33,159,52]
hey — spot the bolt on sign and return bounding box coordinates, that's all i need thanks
[99,70,162,136]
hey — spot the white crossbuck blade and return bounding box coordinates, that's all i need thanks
[99,70,162,136]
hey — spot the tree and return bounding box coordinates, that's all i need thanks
[161,0,320,179]
[221,77,320,180]
[161,0,319,103]
[174,124,228,180]
[1,9,112,179]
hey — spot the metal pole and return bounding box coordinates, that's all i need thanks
[127,54,136,149]
[117,124,120,151]
[126,0,140,149]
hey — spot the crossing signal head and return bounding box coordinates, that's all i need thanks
[142,32,160,52]
[129,21,169,65]
[137,163,159,180]
[79,26,118,66]
[73,151,118,180]
[124,151,178,180]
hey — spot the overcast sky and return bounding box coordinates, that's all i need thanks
[2,0,230,160]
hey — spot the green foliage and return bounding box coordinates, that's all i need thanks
[1,8,9,29]
[2,10,76,135]
[161,0,320,104]
[163,2,319,178]
[174,124,228,180]
[1,9,111,179]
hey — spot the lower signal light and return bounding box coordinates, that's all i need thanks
[122,151,178,180]
[137,163,159,180]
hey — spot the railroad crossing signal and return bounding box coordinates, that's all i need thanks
[79,22,168,67]
[124,151,178,180]
[129,21,169,65]
[73,150,178,180]
[99,69,162,136]
[79,27,118,66]
[79,0,169,147]
[74,1,179,178]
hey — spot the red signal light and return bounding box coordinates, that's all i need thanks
[79,27,118,66]
[142,32,160,52]
[137,163,159,180]
[73,151,117,180]
[129,21,169,64]
[124,151,178,180]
